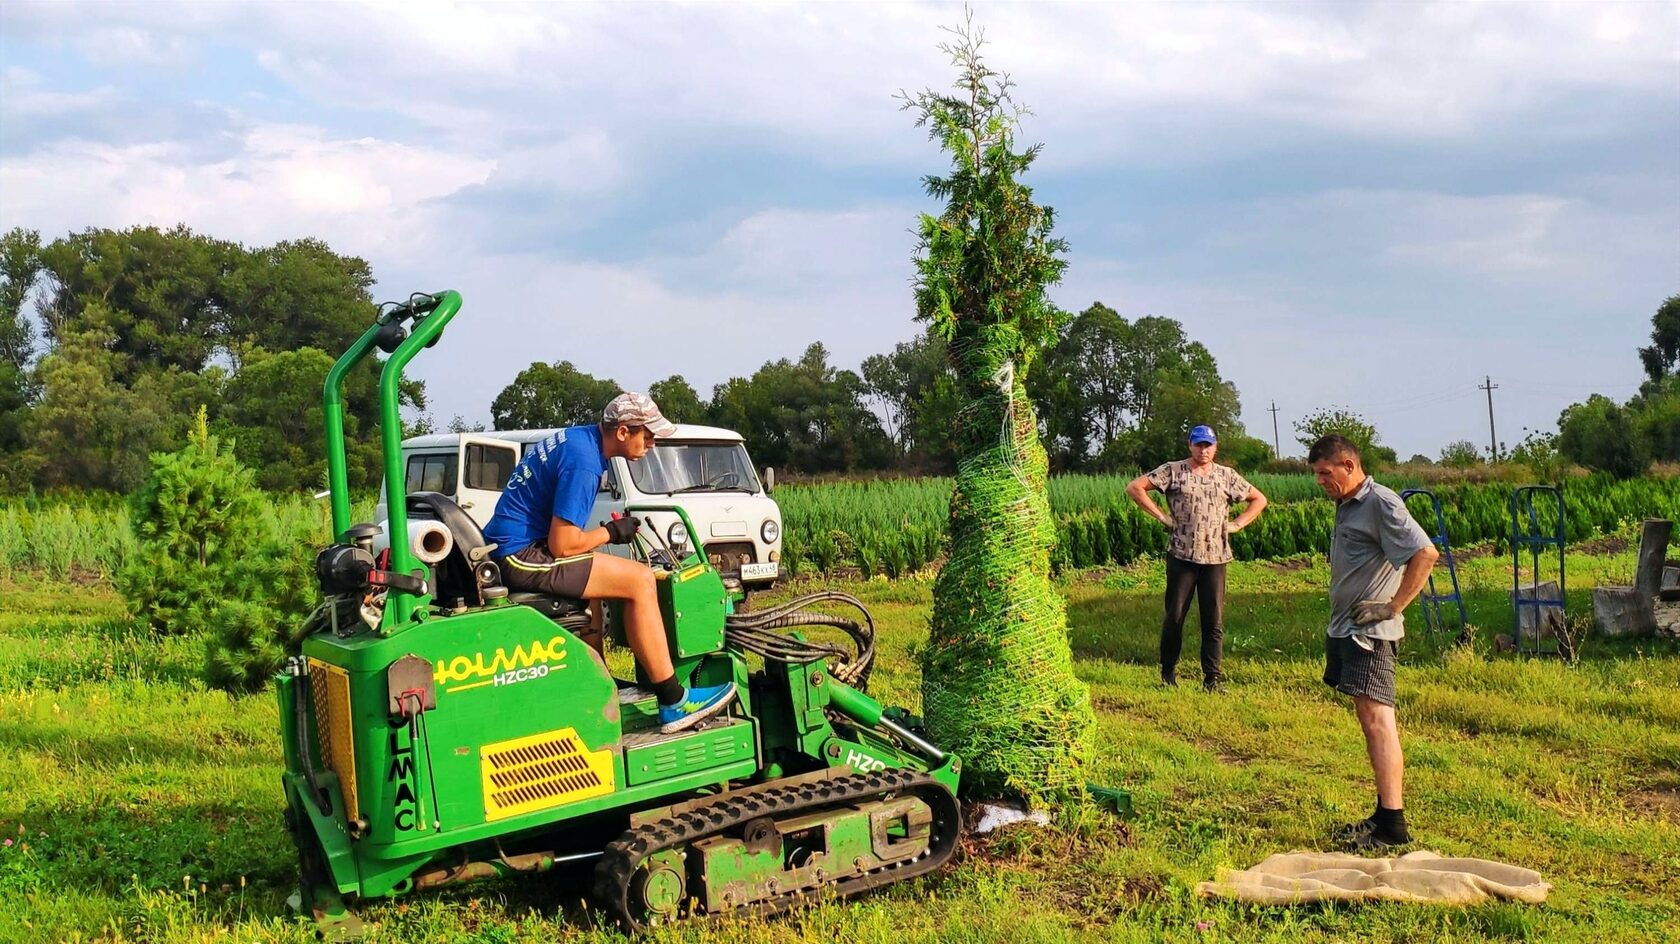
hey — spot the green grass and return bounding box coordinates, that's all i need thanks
[4,546,1678,943]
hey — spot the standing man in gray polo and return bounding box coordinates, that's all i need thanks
[1308,434,1439,851]
[1127,425,1269,692]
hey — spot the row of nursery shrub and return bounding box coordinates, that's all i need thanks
[780,474,1680,578]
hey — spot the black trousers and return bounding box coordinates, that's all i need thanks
[1161,555,1226,684]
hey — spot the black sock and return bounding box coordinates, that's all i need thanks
[1372,804,1409,842]
[653,674,686,706]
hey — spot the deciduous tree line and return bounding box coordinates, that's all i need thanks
[493,302,1279,478]
[3,225,1670,492]
[0,225,1279,491]
[0,226,416,493]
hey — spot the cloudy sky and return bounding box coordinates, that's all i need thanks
[3,1,1676,458]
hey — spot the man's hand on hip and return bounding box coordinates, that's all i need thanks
[1352,599,1396,625]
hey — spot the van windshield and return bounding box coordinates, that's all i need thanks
[628,442,761,495]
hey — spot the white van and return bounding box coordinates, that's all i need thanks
[377,425,783,590]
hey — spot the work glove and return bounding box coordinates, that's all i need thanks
[1351,599,1396,625]
[603,515,642,545]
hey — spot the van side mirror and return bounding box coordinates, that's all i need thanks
[763,467,774,494]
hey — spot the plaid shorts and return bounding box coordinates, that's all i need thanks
[1323,634,1398,706]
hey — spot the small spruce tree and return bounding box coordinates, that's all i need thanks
[119,406,320,693]
[118,407,264,635]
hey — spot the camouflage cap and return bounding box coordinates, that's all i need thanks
[602,391,677,437]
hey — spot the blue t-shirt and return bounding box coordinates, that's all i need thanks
[483,425,606,558]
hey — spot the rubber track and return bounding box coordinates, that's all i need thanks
[592,768,960,930]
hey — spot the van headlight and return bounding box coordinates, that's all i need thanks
[760,519,780,544]
[667,521,690,549]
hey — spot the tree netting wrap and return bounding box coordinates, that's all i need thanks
[921,330,1095,804]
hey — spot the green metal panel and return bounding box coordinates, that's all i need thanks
[368,758,762,863]
[281,772,360,894]
[660,565,727,659]
[625,717,757,786]
[301,605,619,849]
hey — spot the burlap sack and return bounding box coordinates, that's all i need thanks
[1195,850,1550,905]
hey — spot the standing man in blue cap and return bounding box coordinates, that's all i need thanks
[1126,425,1269,691]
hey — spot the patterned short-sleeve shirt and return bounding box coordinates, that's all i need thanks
[1145,460,1254,565]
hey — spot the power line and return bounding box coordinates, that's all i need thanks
[1501,378,1642,392]
[1354,384,1480,411]
[1268,400,1281,458]
[1379,389,1480,414]
[1478,374,1505,463]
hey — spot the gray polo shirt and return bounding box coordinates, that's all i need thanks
[1328,477,1433,641]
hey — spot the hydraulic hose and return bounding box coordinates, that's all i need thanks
[724,591,876,686]
[289,658,333,816]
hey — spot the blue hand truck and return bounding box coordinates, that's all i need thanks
[1401,488,1469,639]
[1509,485,1567,656]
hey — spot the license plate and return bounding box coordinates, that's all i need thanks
[739,562,778,581]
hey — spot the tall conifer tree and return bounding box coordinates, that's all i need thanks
[904,15,1093,801]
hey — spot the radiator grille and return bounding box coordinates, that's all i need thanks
[306,659,358,821]
[480,727,615,821]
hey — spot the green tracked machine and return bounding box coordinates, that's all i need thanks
[279,290,963,937]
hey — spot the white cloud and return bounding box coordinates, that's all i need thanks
[399,221,921,424]
[2,0,1675,456]
[671,205,915,295]
[0,67,116,117]
[12,1,1673,168]
[0,124,495,257]
[1381,194,1569,275]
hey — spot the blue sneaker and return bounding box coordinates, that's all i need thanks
[657,682,737,734]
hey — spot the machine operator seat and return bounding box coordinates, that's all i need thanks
[506,591,589,620]
[404,491,588,620]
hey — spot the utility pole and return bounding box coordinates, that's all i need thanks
[1268,400,1281,458]
[1479,375,1499,461]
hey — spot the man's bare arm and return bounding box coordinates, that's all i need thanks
[1126,474,1172,528]
[1228,485,1268,533]
[1389,545,1441,613]
[547,518,611,557]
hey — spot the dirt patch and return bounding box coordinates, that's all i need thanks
[1092,693,1148,713]
[1116,874,1167,902]
[1573,533,1631,557]
[66,565,107,587]
[1258,556,1316,573]
[1454,533,1629,560]
[1626,786,1680,825]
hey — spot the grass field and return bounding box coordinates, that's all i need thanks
[4,545,1679,943]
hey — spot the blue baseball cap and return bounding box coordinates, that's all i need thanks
[1189,425,1217,445]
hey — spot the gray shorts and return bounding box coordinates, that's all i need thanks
[1323,634,1398,707]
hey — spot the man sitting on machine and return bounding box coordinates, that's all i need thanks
[483,392,736,734]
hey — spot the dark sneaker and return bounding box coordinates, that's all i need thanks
[657,682,737,734]
[1333,817,1409,852]
[1330,817,1367,844]
[1162,673,1178,688]
[1203,679,1227,694]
